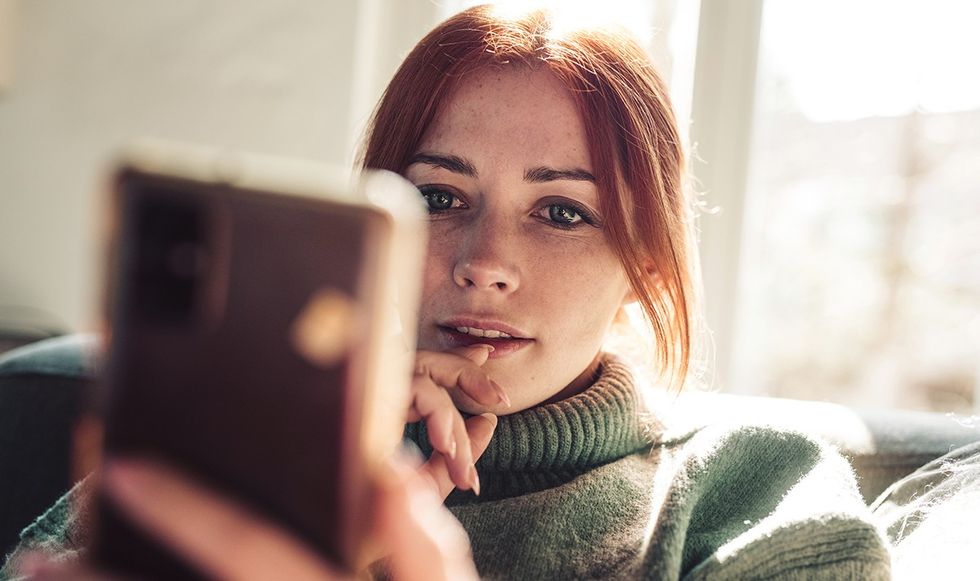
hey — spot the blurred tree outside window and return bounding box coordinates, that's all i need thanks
[733,0,980,413]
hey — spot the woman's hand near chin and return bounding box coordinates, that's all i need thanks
[410,345,509,496]
[19,457,480,581]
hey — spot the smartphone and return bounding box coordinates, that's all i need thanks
[88,141,426,579]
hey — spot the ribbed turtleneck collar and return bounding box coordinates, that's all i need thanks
[404,355,654,503]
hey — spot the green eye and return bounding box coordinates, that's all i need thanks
[535,200,600,230]
[419,187,462,213]
[548,204,582,225]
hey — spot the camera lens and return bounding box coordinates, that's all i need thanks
[128,187,205,326]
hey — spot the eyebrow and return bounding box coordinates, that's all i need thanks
[409,152,596,184]
[524,166,596,183]
[408,153,477,177]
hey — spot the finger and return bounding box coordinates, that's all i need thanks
[422,413,497,500]
[408,344,495,423]
[415,349,511,409]
[411,376,473,490]
[378,458,480,581]
[447,344,494,365]
[411,375,457,457]
[13,551,110,581]
[102,460,346,581]
[449,411,476,493]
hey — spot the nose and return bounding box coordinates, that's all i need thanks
[451,218,520,293]
[453,259,519,292]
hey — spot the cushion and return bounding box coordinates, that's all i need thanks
[0,334,99,558]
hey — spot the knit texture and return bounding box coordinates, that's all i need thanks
[1,477,92,580]
[405,356,891,580]
[405,356,651,503]
[2,356,891,580]
[870,441,980,577]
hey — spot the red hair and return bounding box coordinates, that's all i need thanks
[360,5,700,389]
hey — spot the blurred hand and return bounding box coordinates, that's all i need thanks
[21,457,479,581]
[409,345,507,495]
[19,345,505,580]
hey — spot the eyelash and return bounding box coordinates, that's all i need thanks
[535,200,598,230]
[416,185,601,230]
[418,185,467,213]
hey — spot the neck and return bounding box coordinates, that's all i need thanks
[539,352,603,406]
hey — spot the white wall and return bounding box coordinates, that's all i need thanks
[0,0,444,333]
[689,0,763,391]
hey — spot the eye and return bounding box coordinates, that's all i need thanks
[547,204,583,226]
[535,200,600,230]
[418,186,466,213]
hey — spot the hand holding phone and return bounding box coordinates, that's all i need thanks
[22,456,481,581]
[89,142,426,579]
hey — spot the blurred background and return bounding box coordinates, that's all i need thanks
[1,0,978,413]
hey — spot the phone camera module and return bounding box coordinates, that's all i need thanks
[129,189,207,326]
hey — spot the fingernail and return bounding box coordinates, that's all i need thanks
[448,436,458,460]
[479,412,499,430]
[470,466,481,496]
[480,344,495,353]
[491,380,512,408]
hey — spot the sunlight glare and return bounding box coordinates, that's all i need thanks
[763,0,980,122]
[450,0,655,47]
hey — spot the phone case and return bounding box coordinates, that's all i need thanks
[89,141,425,579]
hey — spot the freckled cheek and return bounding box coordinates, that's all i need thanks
[423,221,465,263]
[528,247,626,330]
[526,241,621,289]
[420,248,453,308]
[417,227,465,338]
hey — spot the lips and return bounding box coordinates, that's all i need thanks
[437,318,534,359]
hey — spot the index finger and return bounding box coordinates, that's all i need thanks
[447,344,494,365]
[415,348,511,409]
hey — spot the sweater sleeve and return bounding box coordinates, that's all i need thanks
[1,478,92,581]
[647,424,891,580]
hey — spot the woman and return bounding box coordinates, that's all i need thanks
[2,5,891,580]
[363,7,889,579]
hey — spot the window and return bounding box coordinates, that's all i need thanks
[732,0,980,413]
[445,0,700,124]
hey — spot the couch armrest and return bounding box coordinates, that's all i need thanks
[0,334,100,558]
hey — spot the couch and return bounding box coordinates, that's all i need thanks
[2,334,979,559]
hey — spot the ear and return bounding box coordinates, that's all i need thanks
[622,286,638,306]
[621,259,661,306]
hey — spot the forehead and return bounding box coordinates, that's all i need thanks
[418,67,592,171]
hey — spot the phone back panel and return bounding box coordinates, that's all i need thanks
[93,170,386,578]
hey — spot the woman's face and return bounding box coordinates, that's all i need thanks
[405,67,631,414]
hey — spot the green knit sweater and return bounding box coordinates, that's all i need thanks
[2,357,891,580]
[410,357,890,579]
